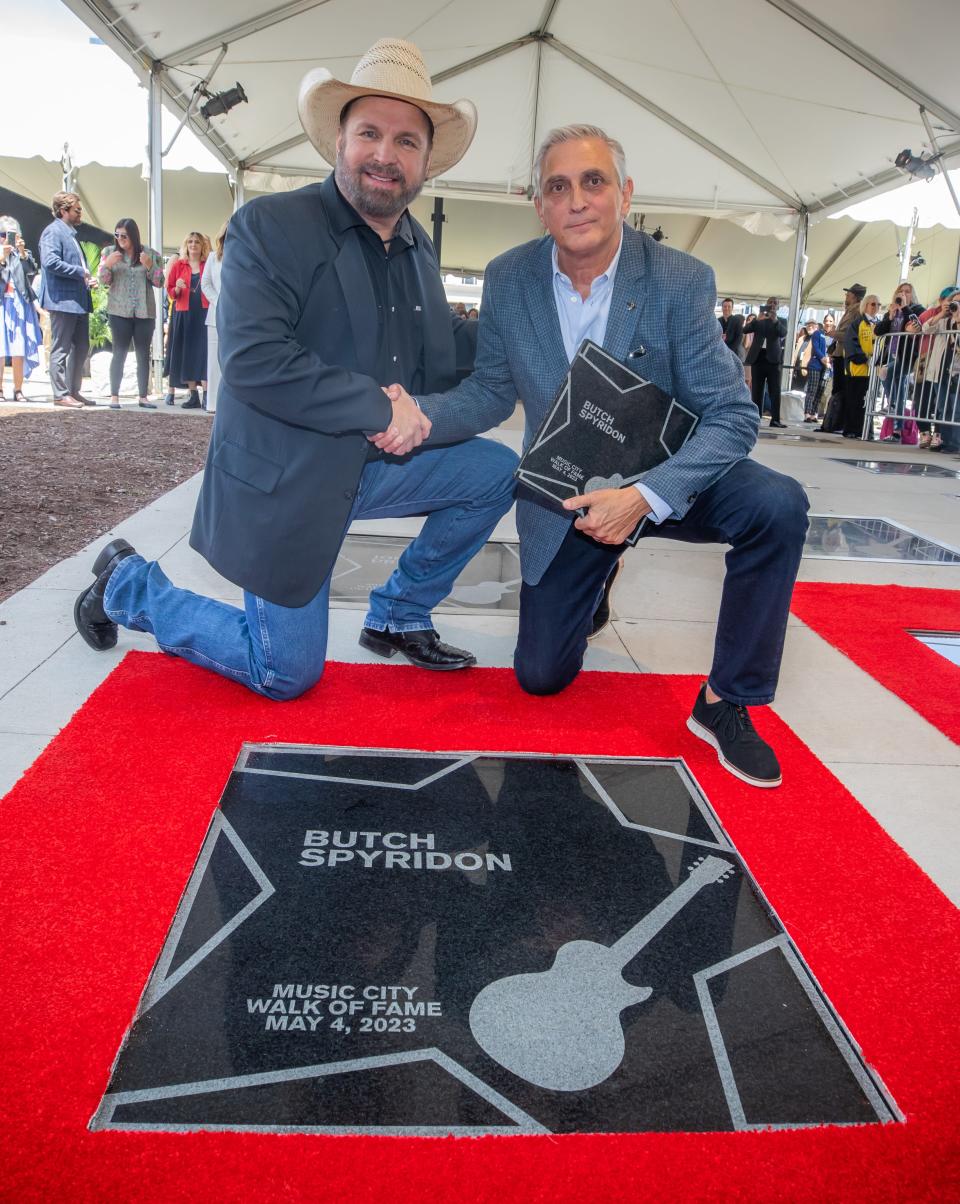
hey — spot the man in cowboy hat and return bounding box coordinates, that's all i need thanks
[402,124,809,788]
[73,39,518,698]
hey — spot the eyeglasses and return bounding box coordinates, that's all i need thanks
[115,231,129,239]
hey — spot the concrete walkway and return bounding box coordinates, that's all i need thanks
[2,400,958,904]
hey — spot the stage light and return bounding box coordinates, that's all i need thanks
[200,83,248,121]
[910,252,926,268]
[894,148,937,182]
[650,225,666,242]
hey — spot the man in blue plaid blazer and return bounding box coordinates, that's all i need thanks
[412,125,809,788]
[37,192,95,408]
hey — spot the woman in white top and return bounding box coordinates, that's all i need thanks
[200,220,227,413]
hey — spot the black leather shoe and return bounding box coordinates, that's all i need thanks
[589,557,623,640]
[359,627,476,670]
[73,538,136,651]
[769,420,787,429]
[75,393,97,407]
[181,391,202,409]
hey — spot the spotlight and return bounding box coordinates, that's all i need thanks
[910,252,926,268]
[650,225,666,242]
[894,148,937,182]
[200,83,248,121]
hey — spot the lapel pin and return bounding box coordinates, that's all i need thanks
[626,300,636,311]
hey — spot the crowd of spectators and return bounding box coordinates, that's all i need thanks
[3,191,958,457]
[720,281,959,452]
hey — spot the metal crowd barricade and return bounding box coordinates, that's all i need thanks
[864,328,960,442]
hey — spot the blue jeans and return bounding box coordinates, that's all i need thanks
[104,437,518,699]
[514,459,809,707]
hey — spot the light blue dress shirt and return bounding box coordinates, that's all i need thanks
[551,233,672,523]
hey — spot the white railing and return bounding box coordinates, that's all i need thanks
[864,328,960,442]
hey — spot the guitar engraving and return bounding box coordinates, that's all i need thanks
[469,855,735,1092]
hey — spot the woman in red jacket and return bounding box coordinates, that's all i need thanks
[163,231,209,408]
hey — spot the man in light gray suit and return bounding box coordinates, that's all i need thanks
[401,125,809,788]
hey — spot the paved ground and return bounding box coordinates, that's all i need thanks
[1,397,958,905]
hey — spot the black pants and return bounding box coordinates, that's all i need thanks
[750,358,782,422]
[108,315,154,397]
[514,459,809,707]
[48,311,89,400]
[843,373,869,436]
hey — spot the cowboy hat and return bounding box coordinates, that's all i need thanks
[298,38,477,180]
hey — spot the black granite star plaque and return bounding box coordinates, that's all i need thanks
[90,747,898,1136]
[516,341,698,544]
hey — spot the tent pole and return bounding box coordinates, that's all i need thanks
[783,210,808,393]
[234,169,246,213]
[900,208,919,282]
[148,65,165,397]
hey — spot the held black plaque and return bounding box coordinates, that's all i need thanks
[91,747,898,1136]
[516,341,698,544]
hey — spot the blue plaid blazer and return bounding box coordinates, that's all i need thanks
[37,218,92,314]
[419,224,758,585]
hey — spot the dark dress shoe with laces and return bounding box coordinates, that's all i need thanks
[73,538,136,651]
[181,391,202,409]
[359,627,476,670]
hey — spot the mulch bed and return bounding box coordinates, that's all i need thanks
[0,409,212,602]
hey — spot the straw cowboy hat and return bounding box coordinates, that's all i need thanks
[298,38,477,179]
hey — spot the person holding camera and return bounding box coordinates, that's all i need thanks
[98,218,165,409]
[0,218,42,403]
[916,288,960,451]
[744,298,787,427]
[873,282,924,441]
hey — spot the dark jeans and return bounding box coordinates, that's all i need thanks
[750,359,781,422]
[514,458,809,707]
[48,311,89,399]
[108,315,154,397]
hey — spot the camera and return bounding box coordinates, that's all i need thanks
[894,296,904,306]
[950,302,959,314]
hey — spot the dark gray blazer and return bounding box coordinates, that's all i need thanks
[418,224,758,585]
[190,176,461,607]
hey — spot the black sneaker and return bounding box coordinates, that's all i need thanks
[588,557,623,640]
[686,684,782,788]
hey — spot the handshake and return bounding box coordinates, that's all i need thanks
[368,383,432,456]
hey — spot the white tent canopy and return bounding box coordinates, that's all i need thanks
[62,0,960,220]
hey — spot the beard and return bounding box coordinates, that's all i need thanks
[335,151,424,221]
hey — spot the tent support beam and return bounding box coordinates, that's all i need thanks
[62,2,240,174]
[801,223,864,303]
[762,0,960,133]
[810,137,960,217]
[165,1,334,67]
[545,36,801,210]
[432,37,538,85]
[148,67,165,395]
[686,217,711,253]
[783,209,808,391]
[244,36,540,168]
[244,134,310,169]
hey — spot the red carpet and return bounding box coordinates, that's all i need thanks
[791,583,960,745]
[1,655,959,1202]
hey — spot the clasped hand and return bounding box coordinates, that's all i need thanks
[562,486,651,545]
[368,383,432,456]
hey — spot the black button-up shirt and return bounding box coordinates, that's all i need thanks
[327,181,426,397]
